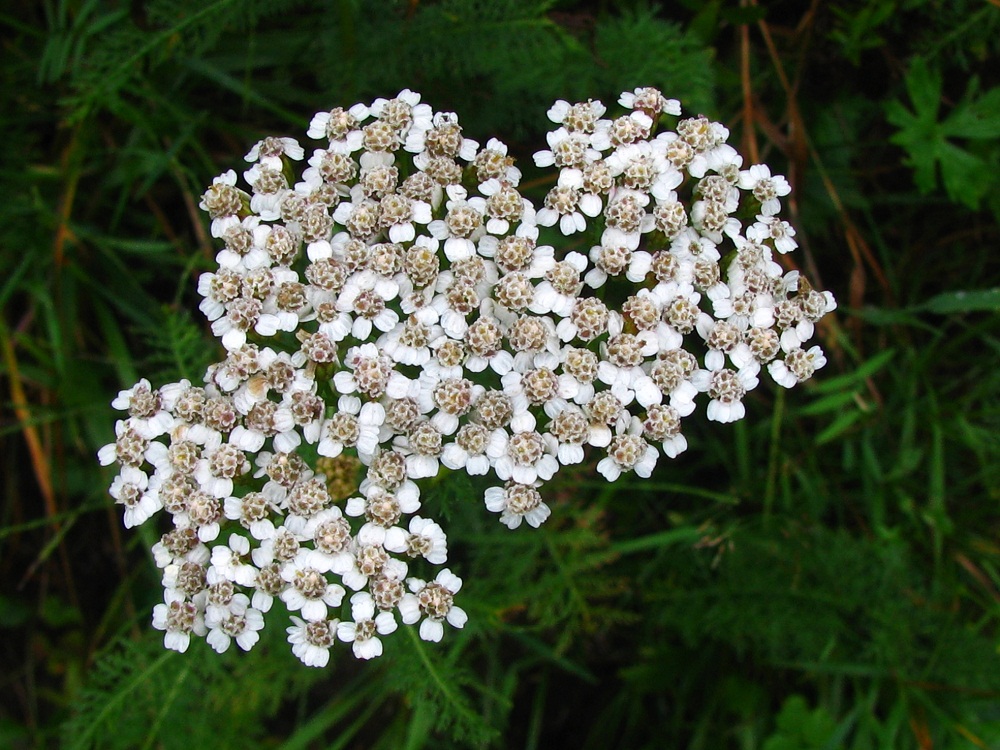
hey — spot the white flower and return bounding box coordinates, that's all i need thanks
[333,343,414,401]
[393,420,445,479]
[642,404,689,459]
[690,200,741,244]
[478,234,553,277]
[242,164,287,221]
[110,379,173,438]
[425,111,478,159]
[768,344,827,388]
[427,185,488,261]
[535,172,598,236]
[382,193,433,243]
[393,93,447,150]
[618,87,681,117]
[738,164,791,216]
[332,191,381,241]
[318,395,384,460]
[337,592,398,659]
[254,267,308,338]
[244,136,304,167]
[379,309,442,367]
[336,271,401,340]
[596,319,662,407]
[346,483,421,542]
[583,391,630,447]
[474,138,522,184]
[670,227,722,265]
[223,491,277,540]
[602,196,656,253]
[695,314,744,372]
[587,242,654,291]
[289,508,356,574]
[484,481,551,529]
[680,119,732,173]
[280,549,346,621]
[205,593,265,653]
[209,533,258,587]
[152,593,206,653]
[308,102,371,144]
[528,252,587,317]
[286,615,338,667]
[199,170,242,239]
[478,178,535,235]
[151,528,210,569]
[686,142,742,179]
[339,545,407,592]
[712,288,775,332]
[604,141,680,201]
[213,216,270,271]
[441,423,496,476]
[192,443,248,500]
[691,363,761,423]
[533,127,600,169]
[547,98,607,130]
[109,466,161,528]
[398,569,467,642]
[555,346,598,405]
[596,418,658,481]
[747,214,798,253]
[107,88,842,665]
[384,516,448,564]
[590,111,653,152]
[488,428,559,485]
[97,418,150,468]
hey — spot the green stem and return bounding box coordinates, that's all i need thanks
[764,387,784,526]
[404,625,478,726]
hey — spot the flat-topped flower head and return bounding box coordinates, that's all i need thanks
[105,86,837,666]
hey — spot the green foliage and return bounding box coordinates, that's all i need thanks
[3,0,1000,748]
[592,7,715,114]
[60,628,322,750]
[827,0,896,65]
[763,696,839,750]
[386,628,499,744]
[886,56,1000,212]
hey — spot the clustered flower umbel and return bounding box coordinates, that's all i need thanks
[100,88,836,666]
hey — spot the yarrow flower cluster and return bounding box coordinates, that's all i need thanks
[100,87,836,666]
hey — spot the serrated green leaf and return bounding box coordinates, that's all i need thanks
[886,56,1000,206]
[937,139,990,207]
[904,56,942,120]
[886,99,940,193]
[943,87,1000,139]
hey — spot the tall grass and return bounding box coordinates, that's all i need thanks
[1,1,998,747]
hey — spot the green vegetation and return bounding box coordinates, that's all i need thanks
[2,0,998,747]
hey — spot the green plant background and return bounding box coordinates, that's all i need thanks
[2,0,999,747]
